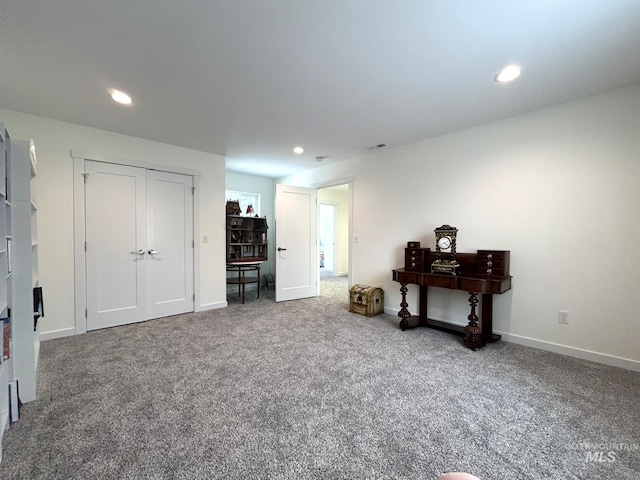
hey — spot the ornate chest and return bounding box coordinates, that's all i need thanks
[349,284,384,317]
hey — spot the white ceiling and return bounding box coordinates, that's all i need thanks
[1,1,639,178]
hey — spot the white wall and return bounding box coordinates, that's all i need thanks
[279,85,640,369]
[0,108,228,339]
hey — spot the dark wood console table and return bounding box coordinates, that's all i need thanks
[227,263,261,304]
[392,249,511,350]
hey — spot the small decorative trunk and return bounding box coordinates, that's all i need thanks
[349,284,384,317]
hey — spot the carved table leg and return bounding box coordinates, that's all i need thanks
[398,283,412,330]
[464,292,486,350]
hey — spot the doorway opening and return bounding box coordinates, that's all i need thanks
[319,204,335,275]
[317,183,351,297]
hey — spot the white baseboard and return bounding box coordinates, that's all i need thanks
[41,304,228,340]
[496,332,640,372]
[196,301,228,312]
[384,306,413,317]
[383,307,468,328]
[383,306,639,372]
[39,327,76,342]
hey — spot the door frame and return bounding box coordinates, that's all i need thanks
[312,177,354,288]
[72,150,201,335]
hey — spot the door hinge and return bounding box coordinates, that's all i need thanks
[85,309,87,318]
[82,173,89,182]
[191,186,196,194]
[193,293,195,301]
[192,240,195,248]
[84,241,87,251]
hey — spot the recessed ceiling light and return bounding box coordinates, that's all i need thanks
[494,65,522,83]
[293,146,304,154]
[109,89,133,105]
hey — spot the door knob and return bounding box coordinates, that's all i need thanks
[137,249,146,255]
[277,247,287,251]
[148,249,160,254]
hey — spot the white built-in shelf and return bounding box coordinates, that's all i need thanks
[1,129,40,464]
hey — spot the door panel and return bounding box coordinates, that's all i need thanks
[86,161,147,330]
[85,162,194,331]
[275,184,317,302]
[146,170,194,318]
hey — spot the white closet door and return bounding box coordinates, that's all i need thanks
[85,162,194,331]
[146,170,194,318]
[86,161,147,330]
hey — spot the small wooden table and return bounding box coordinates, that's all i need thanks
[227,263,261,304]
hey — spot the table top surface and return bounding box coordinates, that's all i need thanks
[393,268,512,294]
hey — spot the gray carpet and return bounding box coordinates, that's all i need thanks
[1,274,639,480]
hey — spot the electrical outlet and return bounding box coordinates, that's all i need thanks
[558,310,569,324]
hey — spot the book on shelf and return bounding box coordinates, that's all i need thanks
[5,238,10,274]
[8,380,20,423]
[33,286,44,331]
[2,318,9,361]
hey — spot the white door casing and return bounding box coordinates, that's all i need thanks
[275,184,318,302]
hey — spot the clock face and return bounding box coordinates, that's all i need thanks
[437,236,451,249]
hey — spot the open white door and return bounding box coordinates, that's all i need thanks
[275,184,317,302]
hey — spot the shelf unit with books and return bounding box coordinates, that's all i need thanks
[9,138,40,406]
[0,125,41,463]
[0,123,12,464]
[226,215,269,263]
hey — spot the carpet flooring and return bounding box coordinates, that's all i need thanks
[0,274,638,479]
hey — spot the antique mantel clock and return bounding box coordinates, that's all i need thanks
[431,224,460,275]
